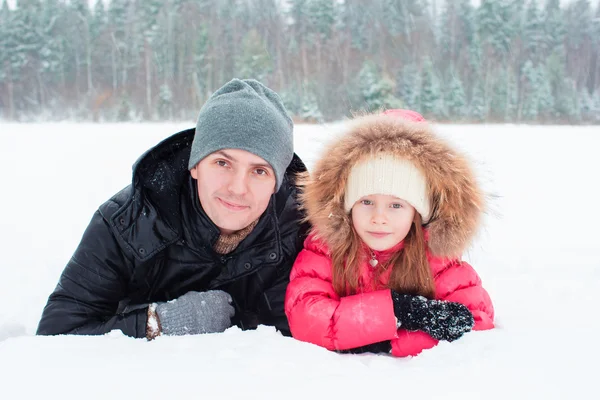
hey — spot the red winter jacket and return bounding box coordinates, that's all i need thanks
[285,233,494,357]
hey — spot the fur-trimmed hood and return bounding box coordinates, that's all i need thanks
[300,111,484,258]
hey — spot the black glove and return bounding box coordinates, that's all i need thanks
[391,291,474,342]
[338,341,392,355]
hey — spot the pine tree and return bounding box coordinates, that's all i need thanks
[0,0,10,83]
[107,0,130,93]
[39,0,64,86]
[308,0,336,41]
[300,86,324,123]
[468,31,483,75]
[11,0,46,113]
[398,64,421,111]
[490,67,517,122]
[382,0,423,38]
[236,29,273,82]
[565,0,592,50]
[544,0,566,55]
[579,88,594,121]
[470,77,488,121]
[555,78,581,122]
[340,0,370,50]
[138,0,163,118]
[521,60,539,121]
[546,47,570,119]
[158,83,173,120]
[91,0,108,38]
[90,0,111,96]
[478,0,503,55]
[593,6,600,94]
[68,0,94,94]
[445,72,467,120]
[289,0,311,87]
[0,0,13,118]
[565,0,594,93]
[537,65,554,120]
[358,60,402,112]
[305,0,336,92]
[439,0,471,65]
[420,59,443,118]
[279,84,301,117]
[591,91,600,122]
[524,0,544,63]
[190,23,210,108]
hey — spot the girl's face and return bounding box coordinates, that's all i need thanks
[351,194,416,251]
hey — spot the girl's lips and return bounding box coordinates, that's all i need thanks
[367,232,391,238]
[218,197,249,211]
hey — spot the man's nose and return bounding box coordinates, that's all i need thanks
[227,170,249,195]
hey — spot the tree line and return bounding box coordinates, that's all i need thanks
[1,0,599,123]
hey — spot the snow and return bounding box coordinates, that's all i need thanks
[1,121,599,399]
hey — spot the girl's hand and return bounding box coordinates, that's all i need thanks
[391,292,474,342]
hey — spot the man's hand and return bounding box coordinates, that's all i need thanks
[155,290,235,336]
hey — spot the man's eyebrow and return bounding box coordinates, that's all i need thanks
[214,150,273,170]
[250,161,273,170]
[214,150,236,162]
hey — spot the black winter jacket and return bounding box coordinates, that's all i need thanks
[36,128,309,338]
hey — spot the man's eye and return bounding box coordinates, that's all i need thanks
[255,168,268,176]
[216,160,228,167]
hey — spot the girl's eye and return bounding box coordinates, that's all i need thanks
[360,199,373,206]
[391,203,403,209]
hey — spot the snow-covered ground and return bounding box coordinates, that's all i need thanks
[1,121,598,399]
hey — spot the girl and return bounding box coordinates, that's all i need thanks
[285,109,494,357]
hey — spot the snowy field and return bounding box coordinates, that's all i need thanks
[0,121,599,399]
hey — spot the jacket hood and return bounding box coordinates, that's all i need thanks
[299,111,484,258]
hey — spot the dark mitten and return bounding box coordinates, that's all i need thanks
[338,341,392,355]
[391,291,474,342]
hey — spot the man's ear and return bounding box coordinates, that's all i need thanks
[190,165,198,180]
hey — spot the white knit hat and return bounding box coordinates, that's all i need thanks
[344,153,431,223]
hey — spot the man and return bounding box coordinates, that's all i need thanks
[37,79,309,339]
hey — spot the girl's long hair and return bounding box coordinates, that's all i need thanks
[331,213,436,298]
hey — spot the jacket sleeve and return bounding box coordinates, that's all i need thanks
[390,258,495,357]
[36,210,147,338]
[435,260,495,331]
[284,238,398,351]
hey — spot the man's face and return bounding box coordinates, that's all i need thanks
[190,149,276,234]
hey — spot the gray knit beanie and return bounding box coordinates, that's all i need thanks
[188,78,294,191]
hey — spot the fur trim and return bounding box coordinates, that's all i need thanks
[299,114,484,258]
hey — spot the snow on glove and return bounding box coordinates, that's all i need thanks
[156,290,235,336]
[391,291,474,342]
